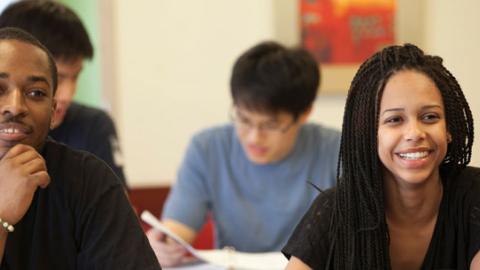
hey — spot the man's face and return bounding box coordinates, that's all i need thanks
[233,106,311,164]
[0,40,55,158]
[51,57,83,128]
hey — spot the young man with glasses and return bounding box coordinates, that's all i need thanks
[147,41,341,267]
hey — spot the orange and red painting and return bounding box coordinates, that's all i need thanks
[301,0,395,64]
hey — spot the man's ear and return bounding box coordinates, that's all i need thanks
[50,99,57,129]
[298,106,313,124]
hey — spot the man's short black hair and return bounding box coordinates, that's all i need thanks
[0,0,93,61]
[230,41,320,119]
[0,27,58,92]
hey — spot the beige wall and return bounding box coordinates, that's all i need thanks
[114,0,277,186]
[424,0,480,167]
[112,0,479,187]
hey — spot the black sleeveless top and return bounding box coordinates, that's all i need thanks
[283,167,480,269]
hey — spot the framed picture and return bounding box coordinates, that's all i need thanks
[301,0,396,94]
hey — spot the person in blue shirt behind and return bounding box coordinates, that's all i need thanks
[0,0,127,187]
[146,41,341,267]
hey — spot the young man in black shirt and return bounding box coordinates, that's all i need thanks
[0,0,127,187]
[0,28,160,270]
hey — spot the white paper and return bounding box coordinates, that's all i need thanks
[195,249,286,270]
[164,262,225,270]
[141,211,197,254]
[141,211,287,270]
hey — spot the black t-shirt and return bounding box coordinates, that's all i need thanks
[1,140,160,270]
[49,102,127,187]
[283,167,480,270]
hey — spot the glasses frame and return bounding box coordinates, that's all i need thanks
[229,107,296,134]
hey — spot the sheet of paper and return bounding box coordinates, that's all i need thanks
[141,211,197,254]
[141,210,288,270]
[196,249,287,270]
[163,262,225,270]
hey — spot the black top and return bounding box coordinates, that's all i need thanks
[49,102,127,187]
[283,167,480,270]
[1,140,161,270]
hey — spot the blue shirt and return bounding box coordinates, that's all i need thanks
[163,123,341,251]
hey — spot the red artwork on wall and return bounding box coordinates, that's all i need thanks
[301,0,395,64]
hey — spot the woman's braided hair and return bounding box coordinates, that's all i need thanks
[329,43,474,269]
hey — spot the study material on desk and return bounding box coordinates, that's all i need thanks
[163,261,225,270]
[141,211,287,270]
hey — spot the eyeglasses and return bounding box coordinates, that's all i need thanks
[229,107,296,134]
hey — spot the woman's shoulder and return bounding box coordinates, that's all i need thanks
[310,187,336,215]
[290,187,336,239]
[282,187,336,269]
[449,166,480,266]
[450,166,480,191]
[461,166,480,180]
[445,166,480,211]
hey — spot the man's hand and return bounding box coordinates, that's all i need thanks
[0,144,50,225]
[146,229,188,267]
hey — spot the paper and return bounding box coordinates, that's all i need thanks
[141,211,287,270]
[141,211,197,254]
[195,249,287,270]
[163,262,225,270]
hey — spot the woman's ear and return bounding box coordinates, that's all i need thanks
[447,132,452,143]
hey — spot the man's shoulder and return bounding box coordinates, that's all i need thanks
[181,124,239,167]
[65,102,113,124]
[43,139,87,162]
[302,122,341,138]
[191,124,235,146]
[300,123,341,149]
[43,140,123,201]
[43,139,116,181]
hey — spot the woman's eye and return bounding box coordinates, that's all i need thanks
[384,116,402,124]
[423,113,440,122]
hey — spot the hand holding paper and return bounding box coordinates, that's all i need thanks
[141,211,287,270]
[142,211,197,255]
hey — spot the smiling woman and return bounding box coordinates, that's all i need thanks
[282,44,478,270]
[378,70,449,189]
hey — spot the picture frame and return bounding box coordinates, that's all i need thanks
[272,0,425,95]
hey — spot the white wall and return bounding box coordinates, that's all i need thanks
[113,0,479,187]
[424,0,480,166]
[114,1,279,186]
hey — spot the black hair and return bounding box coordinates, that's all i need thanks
[0,27,58,92]
[330,43,474,269]
[230,41,320,119]
[0,0,93,61]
